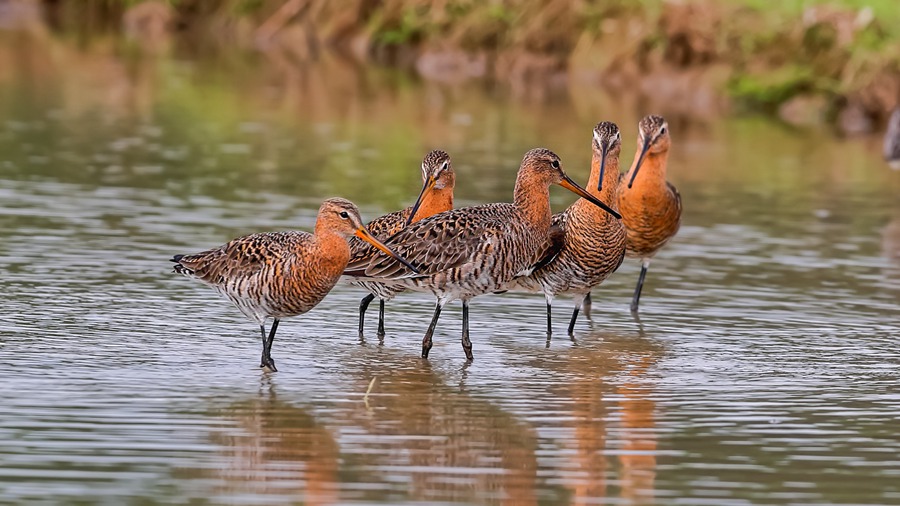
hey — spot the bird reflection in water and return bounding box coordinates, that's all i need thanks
[207,378,339,505]
[343,356,540,505]
[551,331,662,504]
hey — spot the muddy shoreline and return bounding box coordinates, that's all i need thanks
[5,0,899,133]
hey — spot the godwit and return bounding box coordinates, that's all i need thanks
[348,150,455,338]
[884,107,900,170]
[345,148,621,360]
[512,122,627,336]
[171,198,417,372]
[617,115,682,312]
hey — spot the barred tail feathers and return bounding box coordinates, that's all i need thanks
[171,254,194,276]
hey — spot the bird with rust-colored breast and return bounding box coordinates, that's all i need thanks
[346,150,455,339]
[617,114,682,312]
[511,122,627,336]
[344,148,621,361]
[171,198,417,372]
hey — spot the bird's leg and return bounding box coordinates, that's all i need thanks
[631,260,650,313]
[262,319,279,372]
[567,308,580,336]
[358,293,375,337]
[259,325,268,368]
[377,299,386,338]
[582,292,593,321]
[546,301,553,337]
[461,300,473,361]
[422,302,443,358]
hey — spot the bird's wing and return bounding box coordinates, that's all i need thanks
[178,231,311,284]
[345,204,513,280]
[528,211,568,273]
[668,181,683,217]
[348,208,410,265]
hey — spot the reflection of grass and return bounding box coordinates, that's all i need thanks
[68,0,900,120]
[143,58,430,207]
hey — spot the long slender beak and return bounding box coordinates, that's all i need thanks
[597,142,609,193]
[628,136,652,189]
[558,175,621,219]
[355,228,420,273]
[405,175,437,226]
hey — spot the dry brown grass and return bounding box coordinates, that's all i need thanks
[28,0,900,129]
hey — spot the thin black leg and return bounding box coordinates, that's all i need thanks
[461,300,473,361]
[358,293,375,337]
[259,325,268,368]
[582,292,593,320]
[567,306,580,336]
[631,263,649,313]
[546,302,552,336]
[422,302,443,358]
[262,319,279,372]
[377,299,386,337]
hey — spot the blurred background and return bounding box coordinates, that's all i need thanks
[1,1,899,505]
[5,0,900,127]
[2,0,900,204]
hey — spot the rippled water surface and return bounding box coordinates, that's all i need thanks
[1,36,900,505]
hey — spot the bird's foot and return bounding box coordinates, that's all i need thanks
[260,357,278,373]
[421,337,433,359]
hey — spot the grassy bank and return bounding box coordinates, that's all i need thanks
[36,0,900,131]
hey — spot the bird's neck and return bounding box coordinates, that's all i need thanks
[312,226,351,271]
[625,149,669,193]
[409,187,454,223]
[513,173,552,232]
[586,153,621,210]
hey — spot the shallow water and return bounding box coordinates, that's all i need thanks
[1,36,900,506]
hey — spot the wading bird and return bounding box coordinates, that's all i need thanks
[171,198,417,372]
[512,122,627,336]
[617,115,682,312]
[348,150,455,338]
[345,148,621,360]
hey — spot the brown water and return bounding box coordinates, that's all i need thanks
[1,34,900,506]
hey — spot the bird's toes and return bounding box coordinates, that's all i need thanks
[260,358,278,373]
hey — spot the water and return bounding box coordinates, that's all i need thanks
[1,35,900,506]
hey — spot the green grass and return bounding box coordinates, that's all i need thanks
[46,0,900,119]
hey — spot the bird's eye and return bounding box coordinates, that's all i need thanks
[551,159,560,169]
[441,161,449,171]
[339,211,349,219]
[660,127,667,135]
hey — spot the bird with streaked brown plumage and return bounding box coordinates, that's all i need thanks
[885,108,900,170]
[171,198,417,372]
[346,150,455,339]
[511,122,627,336]
[344,148,621,361]
[617,115,682,312]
